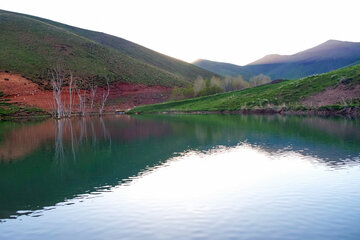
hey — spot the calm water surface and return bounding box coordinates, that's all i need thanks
[0,114,360,239]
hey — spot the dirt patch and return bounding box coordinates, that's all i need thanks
[0,72,39,96]
[106,82,171,111]
[0,72,172,112]
[301,83,360,107]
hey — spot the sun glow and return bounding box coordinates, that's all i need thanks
[121,144,319,203]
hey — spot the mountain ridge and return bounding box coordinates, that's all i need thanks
[0,9,217,87]
[194,40,360,80]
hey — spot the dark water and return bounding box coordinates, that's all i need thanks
[0,114,360,240]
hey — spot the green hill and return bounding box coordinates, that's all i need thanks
[129,64,360,114]
[0,10,216,86]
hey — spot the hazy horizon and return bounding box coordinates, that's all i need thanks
[1,0,360,65]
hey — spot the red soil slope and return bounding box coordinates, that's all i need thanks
[0,72,172,112]
[301,83,360,106]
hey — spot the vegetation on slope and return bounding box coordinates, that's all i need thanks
[170,75,271,100]
[8,10,216,81]
[0,92,46,120]
[0,10,215,87]
[129,65,360,114]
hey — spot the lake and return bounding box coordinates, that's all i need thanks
[0,114,360,240]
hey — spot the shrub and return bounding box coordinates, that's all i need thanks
[223,75,249,91]
[170,85,194,100]
[249,74,271,86]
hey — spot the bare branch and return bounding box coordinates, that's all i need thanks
[90,83,97,113]
[99,78,110,115]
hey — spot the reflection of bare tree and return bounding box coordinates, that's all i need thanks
[90,119,97,148]
[100,117,112,151]
[68,119,76,162]
[99,78,110,116]
[52,117,112,167]
[54,120,65,164]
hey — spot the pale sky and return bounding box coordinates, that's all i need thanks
[1,0,360,65]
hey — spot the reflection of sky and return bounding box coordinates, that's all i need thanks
[1,115,360,223]
[2,144,360,240]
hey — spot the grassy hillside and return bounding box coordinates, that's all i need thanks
[9,10,215,81]
[0,10,215,87]
[129,65,360,114]
[0,92,46,120]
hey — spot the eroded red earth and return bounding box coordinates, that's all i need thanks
[0,72,172,112]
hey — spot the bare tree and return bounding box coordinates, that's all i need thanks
[99,78,110,115]
[67,72,74,117]
[90,83,97,114]
[50,66,75,118]
[194,76,206,96]
[50,66,64,119]
[222,75,249,92]
[82,90,87,115]
[249,74,271,87]
[75,80,87,116]
[210,76,222,89]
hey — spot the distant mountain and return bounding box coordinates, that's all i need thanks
[193,59,254,80]
[194,40,360,80]
[0,9,216,87]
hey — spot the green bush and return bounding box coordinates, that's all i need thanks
[197,84,223,97]
[170,85,195,100]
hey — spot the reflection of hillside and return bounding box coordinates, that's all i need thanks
[0,121,54,162]
[0,115,359,221]
[0,116,173,163]
[141,114,360,163]
[105,116,172,142]
[302,117,360,140]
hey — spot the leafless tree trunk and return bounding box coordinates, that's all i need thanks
[82,90,87,115]
[90,84,97,113]
[51,66,64,118]
[99,78,110,115]
[68,72,73,117]
[76,82,87,116]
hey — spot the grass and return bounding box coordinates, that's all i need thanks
[11,10,216,82]
[0,10,216,87]
[0,92,48,120]
[129,64,360,114]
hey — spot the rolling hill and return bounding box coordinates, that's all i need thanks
[129,64,360,115]
[192,59,254,81]
[194,40,360,80]
[0,9,216,87]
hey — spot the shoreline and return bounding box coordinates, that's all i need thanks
[1,107,359,121]
[128,107,360,118]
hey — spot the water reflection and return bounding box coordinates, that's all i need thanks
[53,117,112,165]
[0,115,359,221]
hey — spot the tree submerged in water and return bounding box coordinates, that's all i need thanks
[99,78,110,116]
[50,66,111,118]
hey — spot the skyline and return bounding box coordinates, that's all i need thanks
[1,0,360,65]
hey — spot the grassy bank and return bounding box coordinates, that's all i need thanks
[0,92,49,120]
[128,65,360,116]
